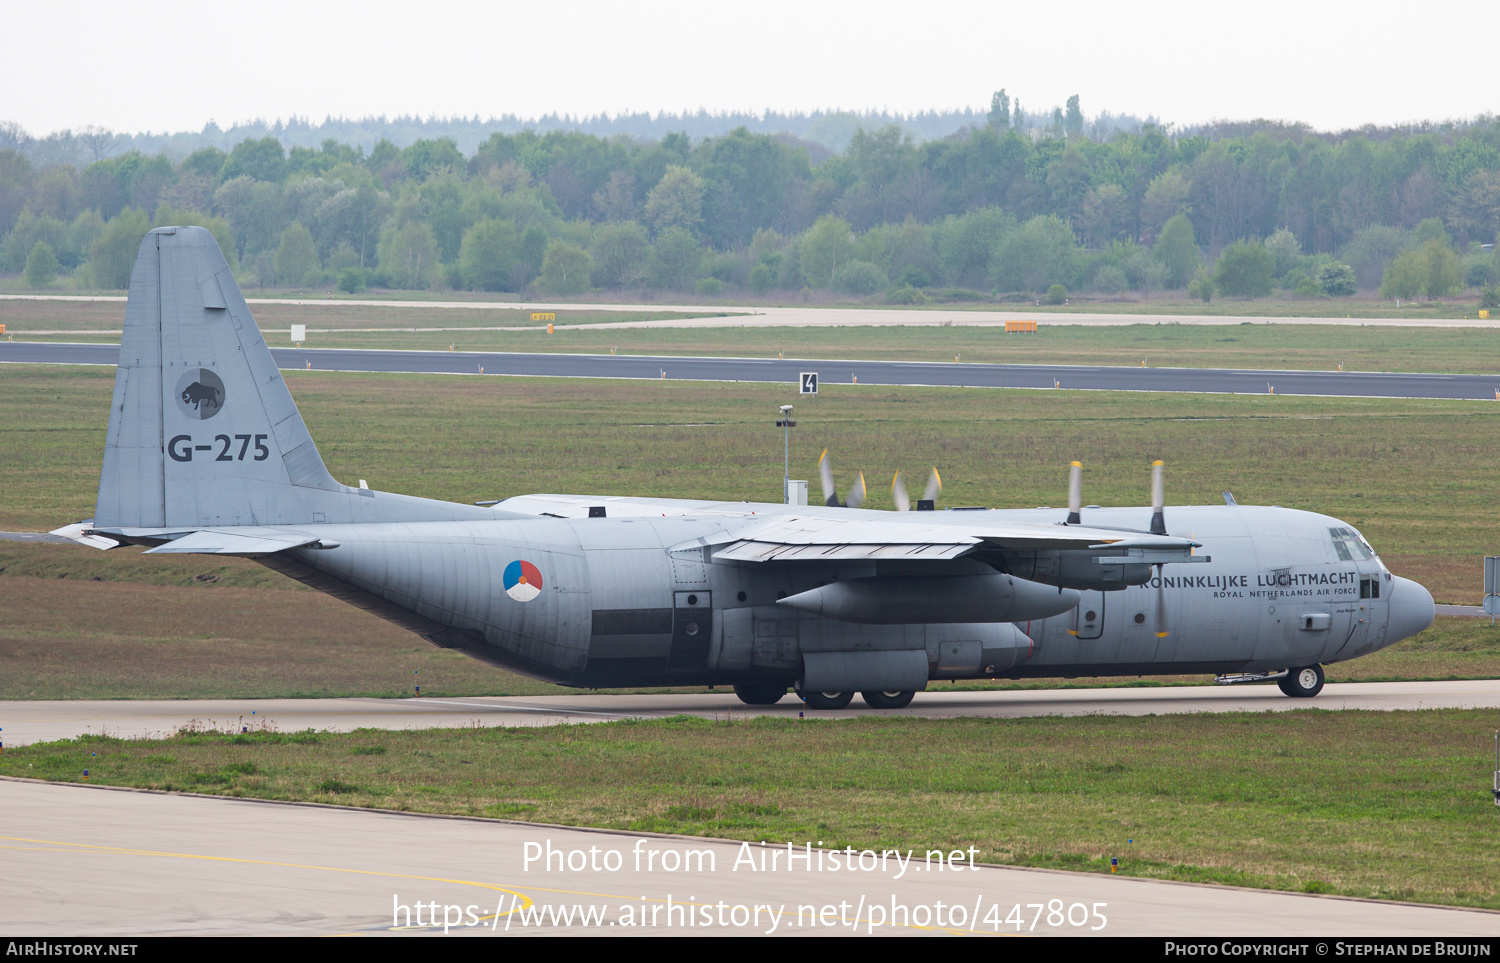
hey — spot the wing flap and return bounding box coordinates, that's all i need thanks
[143,529,330,556]
[714,541,973,562]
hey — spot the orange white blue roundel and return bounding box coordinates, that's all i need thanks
[503,560,543,602]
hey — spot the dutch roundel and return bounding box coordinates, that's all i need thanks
[503,560,543,602]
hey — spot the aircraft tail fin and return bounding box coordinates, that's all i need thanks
[95,226,345,529]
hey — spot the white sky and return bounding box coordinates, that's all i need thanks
[4,0,1495,137]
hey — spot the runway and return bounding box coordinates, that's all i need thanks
[3,778,1496,936]
[4,293,1498,328]
[5,680,1499,747]
[5,341,1499,400]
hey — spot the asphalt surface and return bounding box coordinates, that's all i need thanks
[6,680,1499,747]
[5,341,1499,400]
[7,779,1497,936]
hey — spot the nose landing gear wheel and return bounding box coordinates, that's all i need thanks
[797,690,853,710]
[1278,664,1325,698]
[732,683,788,706]
[861,690,915,709]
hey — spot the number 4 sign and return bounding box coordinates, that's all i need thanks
[800,372,818,395]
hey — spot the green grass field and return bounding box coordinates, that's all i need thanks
[6,297,1500,372]
[7,710,1500,908]
[1,364,1496,699]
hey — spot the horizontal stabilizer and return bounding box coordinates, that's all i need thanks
[47,522,122,550]
[143,529,331,556]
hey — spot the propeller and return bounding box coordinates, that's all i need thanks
[818,449,866,508]
[1066,461,1082,525]
[1149,460,1168,637]
[1149,460,1166,535]
[922,467,942,505]
[818,449,839,506]
[892,466,940,510]
[847,472,866,509]
[892,471,911,512]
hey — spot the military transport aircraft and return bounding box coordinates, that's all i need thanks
[50,227,1435,709]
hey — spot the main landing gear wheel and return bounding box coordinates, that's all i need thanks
[733,682,787,706]
[798,690,854,710]
[861,690,916,709]
[1278,664,1325,698]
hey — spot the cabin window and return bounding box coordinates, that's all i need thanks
[1330,527,1374,561]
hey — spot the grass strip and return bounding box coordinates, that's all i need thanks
[6,710,1500,909]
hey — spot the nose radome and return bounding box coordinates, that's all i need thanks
[1387,576,1435,643]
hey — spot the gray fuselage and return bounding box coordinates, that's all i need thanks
[262,499,1433,689]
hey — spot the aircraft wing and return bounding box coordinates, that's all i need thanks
[711,515,1197,563]
[139,528,334,556]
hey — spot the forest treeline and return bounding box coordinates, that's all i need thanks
[3,103,1500,303]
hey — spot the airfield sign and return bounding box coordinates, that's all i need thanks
[800,372,818,395]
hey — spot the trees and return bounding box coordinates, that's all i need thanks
[1064,95,1083,139]
[1449,169,1500,244]
[933,208,1012,288]
[1341,225,1410,290]
[1262,228,1301,279]
[987,90,1010,130]
[88,208,150,289]
[273,223,319,287]
[643,165,705,237]
[992,215,1079,292]
[1379,240,1463,300]
[1139,170,1192,244]
[590,221,649,290]
[219,137,287,183]
[799,214,857,288]
[831,260,886,295]
[401,138,464,181]
[1080,184,1128,247]
[1317,261,1357,297]
[1187,266,1215,302]
[376,221,439,289]
[1212,239,1275,297]
[23,241,58,287]
[1091,265,1127,294]
[458,219,520,291]
[649,228,702,290]
[538,240,593,295]
[1152,214,1200,288]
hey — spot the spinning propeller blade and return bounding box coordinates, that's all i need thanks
[1150,460,1166,535]
[818,449,838,506]
[922,467,942,504]
[1066,461,1082,525]
[847,472,866,509]
[892,471,911,512]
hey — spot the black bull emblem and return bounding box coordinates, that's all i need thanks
[181,381,222,411]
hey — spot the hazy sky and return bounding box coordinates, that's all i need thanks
[5,0,1495,136]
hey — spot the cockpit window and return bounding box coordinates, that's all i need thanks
[1329,526,1374,561]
